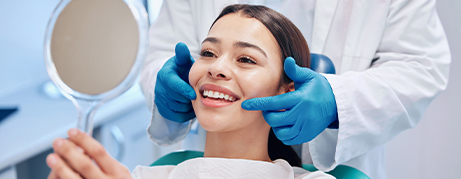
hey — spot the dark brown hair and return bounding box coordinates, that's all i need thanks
[211,4,311,167]
[211,4,311,84]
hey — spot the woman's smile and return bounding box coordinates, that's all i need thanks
[199,83,240,108]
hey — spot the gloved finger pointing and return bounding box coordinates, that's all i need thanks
[156,80,196,103]
[157,104,196,123]
[165,89,193,104]
[162,71,197,100]
[175,42,194,67]
[241,93,299,111]
[284,57,316,83]
[155,95,193,113]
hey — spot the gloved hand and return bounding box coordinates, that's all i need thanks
[154,42,196,122]
[242,57,339,145]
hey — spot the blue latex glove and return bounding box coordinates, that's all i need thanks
[242,57,338,145]
[154,42,196,122]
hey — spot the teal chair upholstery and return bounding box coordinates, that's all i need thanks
[151,150,204,166]
[151,151,369,179]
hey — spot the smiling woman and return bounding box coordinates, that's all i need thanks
[189,4,314,167]
[45,4,334,179]
[189,4,309,164]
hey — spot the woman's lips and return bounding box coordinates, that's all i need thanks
[201,97,235,108]
[199,84,240,108]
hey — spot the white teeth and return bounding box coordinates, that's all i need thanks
[202,90,236,102]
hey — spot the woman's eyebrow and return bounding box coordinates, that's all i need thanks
[202,37,221,44]
[234,41,267,58]
[202,37,267,58]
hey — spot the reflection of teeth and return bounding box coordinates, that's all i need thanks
[203,90,236,102]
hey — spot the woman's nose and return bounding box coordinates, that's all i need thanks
[208,70,226,78]
[208,58,231,80]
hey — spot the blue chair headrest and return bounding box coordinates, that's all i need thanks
[310,53,336,74]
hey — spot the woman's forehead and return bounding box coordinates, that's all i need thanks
[207,13,280,57]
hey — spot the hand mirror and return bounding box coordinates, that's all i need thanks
[44,0,148,135]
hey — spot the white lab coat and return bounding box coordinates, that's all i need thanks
[139,0,451,179]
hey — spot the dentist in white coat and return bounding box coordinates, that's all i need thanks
[139,0,451,178]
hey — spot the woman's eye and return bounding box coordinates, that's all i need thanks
[200,50,216,58]
[237,56,256,64]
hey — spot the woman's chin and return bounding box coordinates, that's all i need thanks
[196,114,232,132]
[193,100,241,132]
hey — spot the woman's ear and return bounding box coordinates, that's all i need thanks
[285,82,295,93]
[278,82,295,95]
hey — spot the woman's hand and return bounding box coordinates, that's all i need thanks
[46,128,132,179]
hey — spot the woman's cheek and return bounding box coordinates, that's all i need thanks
[241,77,280,99]
[188,63,202,88]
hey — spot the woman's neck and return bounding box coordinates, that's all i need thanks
[203,122,271,162]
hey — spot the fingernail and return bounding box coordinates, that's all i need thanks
[47,155,56,166]
[69,128,78,137]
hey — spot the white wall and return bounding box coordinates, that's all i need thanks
[386,0,461,178]
[0,1,60,98]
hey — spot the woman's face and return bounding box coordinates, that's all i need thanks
[189,13,288,132]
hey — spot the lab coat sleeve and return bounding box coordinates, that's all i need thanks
[308,0,451,171]
[139,0,201,145]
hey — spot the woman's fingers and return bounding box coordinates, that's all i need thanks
[46,153,81,179]
[52,138,105,178]
[47,170,58,179]
[67,128,122,174]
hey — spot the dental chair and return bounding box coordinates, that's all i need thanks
[150,54,370,179]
